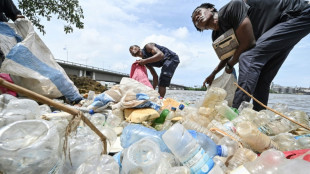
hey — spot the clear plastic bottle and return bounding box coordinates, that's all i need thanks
[237,101,253,113]
[161,107,177,130]
[201,87,227,109]
[272,133,298,151]
[181,118,221,143]
[76,155,119,174]
[227,148,257,171]
[297,137,310,149]
[289,110,309,128]
[215,101,238,121]
[230,149,287,174]
[218,136,239,157]
[188,130,228,158]
[207,120,243,145]
[237,121,279,153]
[120,124,170,152]
[162,123,215,174]
[258,118,293,136]
[121,137,162,174]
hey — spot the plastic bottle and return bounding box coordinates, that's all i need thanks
[275,158,310,174]
[230,149,285,174]
[201,87,227,109]
[76,155,119,174]
[161,107,177,130]
[215,101,238,121]
[237,101,253,113]
[153,108,170,125]
[166,107,176,120]
[181,118,221,143]
[258,118,293,136]
[120,124,170,152]
[121,137,162,174]
[207,120,243,145]
[272,133,297,151]
[227,148,257,171]
[188,130,228,158]
[174,104,185,118]
[217,136,239,157]
[162,123,215,174]
[297,137,310,149]
[237,121,279,153]
[289,110,309,128]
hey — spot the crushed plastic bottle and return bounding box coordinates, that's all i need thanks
[237,101,253,113]
[76,155,119,174]
[258,118,293,136]
[237,121,279,153]
[121,137,162,174]
[201,87,227,109]
[227,148,257,171]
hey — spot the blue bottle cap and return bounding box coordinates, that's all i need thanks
[171,107,176,111]
[179,104,185,110]
[89,109,95,115]
[217,145,228,157]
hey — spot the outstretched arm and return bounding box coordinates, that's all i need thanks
[137,43,164,65]
[203,59,228,87]
[226,16,256,73]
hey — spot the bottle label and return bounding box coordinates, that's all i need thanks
[182,148,214,174]
[258,125,272,135]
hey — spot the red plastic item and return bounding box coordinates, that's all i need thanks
[130,62,153,89]
[0,73,17,97]
[283,149,310,162]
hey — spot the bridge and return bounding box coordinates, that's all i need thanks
[56,59,187,90]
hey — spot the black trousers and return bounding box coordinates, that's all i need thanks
[0,0,21,22]
[233,7,310,111]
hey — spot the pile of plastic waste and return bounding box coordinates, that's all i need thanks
[0,77,310,174]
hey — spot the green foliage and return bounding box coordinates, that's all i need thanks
[18,0,84,34]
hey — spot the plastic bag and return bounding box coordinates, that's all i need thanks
[0,19,82,103]
[210,70,237,107]
[130,62,153,89]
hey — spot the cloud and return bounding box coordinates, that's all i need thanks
[32,0,310,87]
[173,27,189,39]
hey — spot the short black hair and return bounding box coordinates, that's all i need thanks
[192,3,217,32]
[129,45,140,50]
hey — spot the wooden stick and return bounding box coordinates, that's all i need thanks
[234,82,310,131]
[0,77,107,154]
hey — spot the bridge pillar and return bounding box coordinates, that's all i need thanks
[92,72,96,80]
[79,70,83,77]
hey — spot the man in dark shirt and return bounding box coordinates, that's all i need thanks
[192,0,310,111]
[129,43,180,98]
[0,0,24,22]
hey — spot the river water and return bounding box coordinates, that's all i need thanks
[165,90,310,115]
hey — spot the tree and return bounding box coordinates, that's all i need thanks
[18,0,84,34]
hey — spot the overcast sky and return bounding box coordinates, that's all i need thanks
[15,0,310,88]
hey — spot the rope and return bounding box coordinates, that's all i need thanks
[0,77,108,157]
[234,82,310,131]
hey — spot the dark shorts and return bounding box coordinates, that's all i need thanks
[159,55,179,87]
